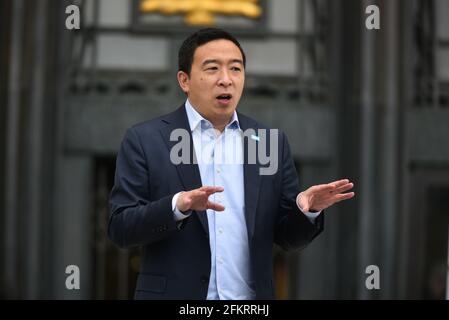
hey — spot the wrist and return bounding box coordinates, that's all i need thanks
[176,192,189,212]
[297,192,306,211]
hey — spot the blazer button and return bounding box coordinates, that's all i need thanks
[200,276,209,284]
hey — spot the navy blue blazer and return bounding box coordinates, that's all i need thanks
[108,105,324,299]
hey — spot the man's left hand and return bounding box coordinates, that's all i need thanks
[297,179,355,212]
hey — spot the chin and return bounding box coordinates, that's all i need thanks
[216,107,235,116]
[215,102,236,111]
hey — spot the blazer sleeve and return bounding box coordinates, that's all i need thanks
[108,127,179,248]
[273,132,324,251]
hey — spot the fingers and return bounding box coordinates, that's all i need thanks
[315,179,354,194]
[190,190,207,198]
[190,186,223,199]
[330,179,355,203]
[329,179,350,189]
[207,201,225,211]
[334,192,355,203]
[184,186,226,212]
[199,186,224,195]
[334,182,354,194]
[311,184,335,193]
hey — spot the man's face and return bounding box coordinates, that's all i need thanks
[178,39,245,125]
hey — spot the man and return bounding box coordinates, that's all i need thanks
[108,28,354,300]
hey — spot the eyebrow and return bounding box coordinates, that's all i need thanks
[202,59,244,67]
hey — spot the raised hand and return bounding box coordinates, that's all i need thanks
[176,186,225,212]
[297,179,355,213]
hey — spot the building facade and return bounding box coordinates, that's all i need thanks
[1,0,449,299]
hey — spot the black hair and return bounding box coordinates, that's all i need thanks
[178,28,246,75]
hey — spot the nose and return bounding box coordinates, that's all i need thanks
[217,70,232,87]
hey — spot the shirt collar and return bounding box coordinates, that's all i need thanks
[185,99,240,132]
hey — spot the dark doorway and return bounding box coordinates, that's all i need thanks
[423,186,449,299]
[407,167,449,299]
[92,157,140,299]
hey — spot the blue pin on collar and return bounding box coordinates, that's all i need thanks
[251,134,260,142]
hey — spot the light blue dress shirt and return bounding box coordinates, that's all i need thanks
[172,99,320,300]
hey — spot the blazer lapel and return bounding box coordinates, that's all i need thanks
[159,105,209,235]
[238,113,261,241]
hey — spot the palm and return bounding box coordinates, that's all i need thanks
[178,186,225,212]
[298,179,355,212]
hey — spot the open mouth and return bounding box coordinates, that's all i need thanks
[216,94,232,102]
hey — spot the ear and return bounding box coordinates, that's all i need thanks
[177,71,190,94]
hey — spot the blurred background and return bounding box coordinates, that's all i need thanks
[1,0,449,299]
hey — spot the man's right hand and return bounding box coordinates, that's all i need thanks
[176,186,225,213]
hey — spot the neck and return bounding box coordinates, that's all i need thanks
[213,123,227,133]
[188,101,233,133]
[209,115,233,133]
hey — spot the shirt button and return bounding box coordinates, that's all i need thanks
[218,228,223,234]
[216,168,221,174]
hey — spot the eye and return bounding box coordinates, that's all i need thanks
[206,66,218,71]
[231,66,241,72]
